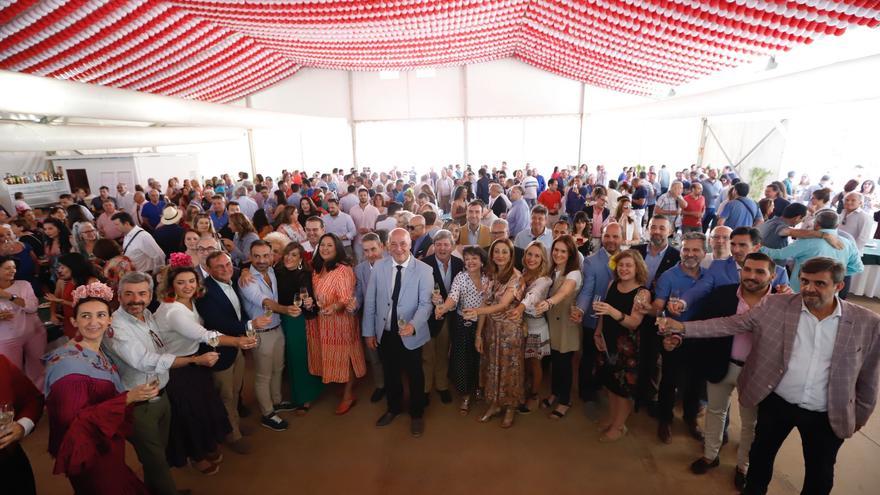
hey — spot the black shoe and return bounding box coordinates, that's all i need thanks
[658,421,672,444]
[438,389,453,404]
[690,457,720,475]
[370,388,385,403]
[260,413,289,432]
[410,418,425,437]
[734,469,747,491]
[273,401,296,412]
[424,392,431,406]
[516,403,531,414]
[375,411,398,427]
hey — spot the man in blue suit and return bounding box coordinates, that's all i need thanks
[363,228,435,437]
[197,251,268,454]
[571,222,623,402]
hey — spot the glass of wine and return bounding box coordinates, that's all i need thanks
[293,294,302,308]
[246,327,257,340]
[144,374,160,402]
[207,334,220,351]
[656,310,669,336]
[397,317,407,333]
[591,295,603,316]
[432,283,441,298]
[0,403,14,435]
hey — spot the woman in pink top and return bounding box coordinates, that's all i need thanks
[0,256,45,390]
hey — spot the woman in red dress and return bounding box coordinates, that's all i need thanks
[44,282,158,494]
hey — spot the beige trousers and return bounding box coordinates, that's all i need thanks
[213,351,245,442]
[422,318,450,393]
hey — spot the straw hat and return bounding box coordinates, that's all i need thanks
[160,205,182,226]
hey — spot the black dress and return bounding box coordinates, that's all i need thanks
[597,283,645,399]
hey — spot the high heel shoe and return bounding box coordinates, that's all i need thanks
[478,406,501,423]
[459,397,472,416]
[335,398,357,415]
[599,425,629,443]
[500,408,516,429]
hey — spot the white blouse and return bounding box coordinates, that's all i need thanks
[521,276,552,317]
[447,271,489,321]
[154,301,219,357]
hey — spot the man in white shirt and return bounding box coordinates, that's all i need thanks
[435,168,454,212]
[105,272,218,495]
[112,212,166,273]
[234,186,259,220]
[321,198,357,260]
[838,192,873,252]
[116,182,135,214]
[522,170,539,207]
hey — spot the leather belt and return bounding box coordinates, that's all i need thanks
[257,325,281,334]
[730,358,745,367]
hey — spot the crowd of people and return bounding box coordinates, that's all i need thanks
[0,162,879,495]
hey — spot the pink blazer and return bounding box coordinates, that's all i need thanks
[686,293,880,439]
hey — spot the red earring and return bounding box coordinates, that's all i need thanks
[106,327,114,338]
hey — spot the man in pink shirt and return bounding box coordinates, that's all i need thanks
[96,198,124,241]
[349,187,379,261]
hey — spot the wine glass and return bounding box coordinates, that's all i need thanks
[397,317,407,332]
[432,283,441,298]
[0,403,14,435]
[246,327,257,340]
[207,334,220,351]
[292,294,302,308]
[299,287,309,303]
[591,295,603,316]
[144,374,160,402]
[656,310,669,336]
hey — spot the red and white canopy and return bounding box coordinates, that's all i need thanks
[2,0,878,102]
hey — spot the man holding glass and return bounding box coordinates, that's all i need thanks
[105,271,207,495]
[363,228,434,437]
[571,222,623,402]
[238,241,293,432]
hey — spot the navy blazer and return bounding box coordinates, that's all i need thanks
[196,276,250,371]
[633,243,681,293]
[412,234,434,260]
[423,254,464,337]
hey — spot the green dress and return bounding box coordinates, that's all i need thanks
[276,265,324,405]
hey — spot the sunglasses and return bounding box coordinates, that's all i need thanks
[405,225,422,231]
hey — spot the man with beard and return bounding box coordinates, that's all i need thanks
[238,241,292,432]
[659,257,880,495]
[571,222,624,402]
[106,271,218,495]
[639,232,708,443]
[674,227,790,316]
[632,215,680,413]
[682,253,777,491]
[302,217,326,262]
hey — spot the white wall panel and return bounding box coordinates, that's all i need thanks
[355,119,464,169]
[407,67,463,119]
[248,68,349,118]
[352,71,410,121]
[467,59,582,117]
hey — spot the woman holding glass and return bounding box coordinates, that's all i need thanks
[612,197,641,246]
[154,260,256,474]
[434,245,489,415]
[592,249,651,442]
[44,282,156,494]
[535,235,583,419]
[276,242,323,414]
[310,233,365,415]
[464,238,525,428]
[518,241,552,412]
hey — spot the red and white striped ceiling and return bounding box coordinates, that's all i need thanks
[2,0,878,103]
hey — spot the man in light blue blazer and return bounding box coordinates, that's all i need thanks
[363,228,434,437]
[571,222,623,402]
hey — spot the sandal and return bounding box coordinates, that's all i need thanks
[478,406,502,423]
[599,425,629,443]
[190,460,220,476]
[335,398,356,415]
[459,397,472,416]
[501,408,516,429]
[540,396,557,409]
[205,451,223,464]
[549,403,571,420]
[294,404,311,417]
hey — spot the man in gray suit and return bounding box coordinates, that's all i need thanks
[660,257,880,495]
[352,232,387,403]
[363,228,435,437]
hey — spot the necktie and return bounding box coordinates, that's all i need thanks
[390,265,403,331]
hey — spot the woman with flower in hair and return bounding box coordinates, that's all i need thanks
[46,253,101,339]
[154,253,256,474]
[44,282,157,494]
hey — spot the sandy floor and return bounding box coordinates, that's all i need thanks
[22,295,880,495]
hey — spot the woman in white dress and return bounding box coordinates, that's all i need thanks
[516,241,551,413]
[154,257,256,474]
